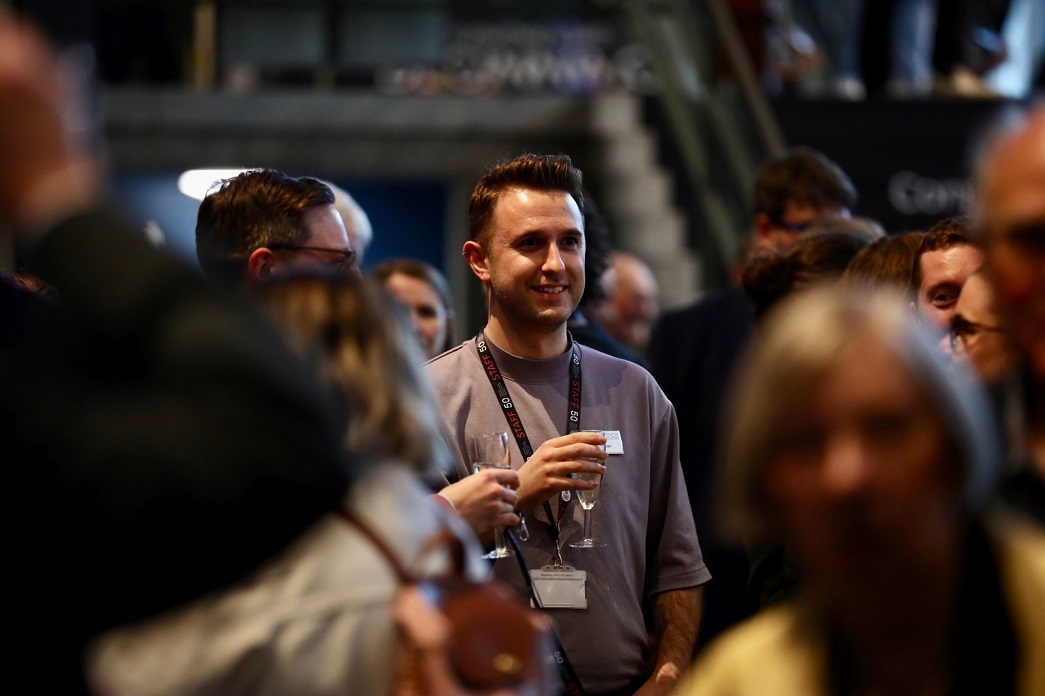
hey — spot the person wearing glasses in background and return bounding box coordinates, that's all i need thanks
[949,266,1019,387]
[195,169,358,288]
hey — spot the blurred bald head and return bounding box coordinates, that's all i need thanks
[593,250,660,351]
[324,181,373,267]
[973,106,1045,380]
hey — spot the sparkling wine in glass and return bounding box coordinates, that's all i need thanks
[569,431,607,549]
[470,431,514,559]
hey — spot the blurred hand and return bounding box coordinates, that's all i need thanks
[439,468,520,536]
[516,431,607,511]
[393,586,464,696]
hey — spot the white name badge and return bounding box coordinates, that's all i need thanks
[530,565,587,609]
[603,429,624,455]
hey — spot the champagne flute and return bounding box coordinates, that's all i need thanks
[470,431,514,559]
[569,430,607,549]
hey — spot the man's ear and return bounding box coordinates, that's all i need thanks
[247,247,275,282]
[462,240,490,283]
[754,213,774,242]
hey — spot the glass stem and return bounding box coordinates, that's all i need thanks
[583,508,593,541]
[493,525,507,554]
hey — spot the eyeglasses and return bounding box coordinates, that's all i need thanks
[949,315,1006,350]
[774,219,814,234]
[268,244,357,271]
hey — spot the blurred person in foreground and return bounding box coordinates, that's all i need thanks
[0,9,349,693]
[372,257,456,360]
[86,272,526,696]
[673,284,1045,696]
[737,227,873,609]
[972,104,1045,525]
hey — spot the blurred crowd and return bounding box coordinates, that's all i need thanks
[752,0,1044,99]
[2,6,1044,696]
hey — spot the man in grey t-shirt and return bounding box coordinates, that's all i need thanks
[426,153,709,694]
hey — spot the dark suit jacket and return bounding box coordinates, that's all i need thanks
[3,209,351,692]
[648,286,757,647]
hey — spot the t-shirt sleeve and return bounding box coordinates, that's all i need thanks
[645,396,712,597]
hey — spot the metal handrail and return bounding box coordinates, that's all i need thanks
[624,0,787,285]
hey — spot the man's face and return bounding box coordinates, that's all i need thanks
[914,243,985,330]
[757,200,850,251]
[476,187,585,334]
[950,273,1017,385]
[605,255,659,349]
[272,204,357,275]
[978,112,1045,379]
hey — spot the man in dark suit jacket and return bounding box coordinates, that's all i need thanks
[649,148,858,648]
[0,12,351,692]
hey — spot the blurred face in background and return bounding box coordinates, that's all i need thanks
[755,200,850,251]
[763,337,961,611]
[593,252,660,350]
[382,271,450,360]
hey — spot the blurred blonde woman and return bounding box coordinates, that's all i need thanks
[87,272,492,696]
[674,284,1045,696]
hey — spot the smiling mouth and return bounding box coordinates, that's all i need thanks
[533,285,567,294]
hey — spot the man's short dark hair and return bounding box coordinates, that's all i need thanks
[195,169,335,286]
[910,215,976,294]
[753,148,857,223]
[468,153,585,249]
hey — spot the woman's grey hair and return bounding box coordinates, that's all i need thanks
[720,282,1001,543]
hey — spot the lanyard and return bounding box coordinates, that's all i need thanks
[475,332,582,562]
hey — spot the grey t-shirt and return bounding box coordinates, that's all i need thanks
[426,335,710,693]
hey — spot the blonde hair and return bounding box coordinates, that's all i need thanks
[720,282,999,543]
[253,272,450,475]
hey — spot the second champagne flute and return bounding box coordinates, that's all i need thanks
[470,431,514,559]
[569,430,607,549]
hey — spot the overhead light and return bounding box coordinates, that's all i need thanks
[178,168,249,200]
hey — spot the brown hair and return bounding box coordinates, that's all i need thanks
[742,230,872,319]
[371,258,456,354]
[845,231,925,293]
[753,148,857,223]
[468,153,585,248]
[195,169,335,286]
[910,216,976,294]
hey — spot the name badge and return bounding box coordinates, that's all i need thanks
[530,565,587,609]
[603,429,624,455]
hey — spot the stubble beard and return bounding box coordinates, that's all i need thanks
[488,278,582,334]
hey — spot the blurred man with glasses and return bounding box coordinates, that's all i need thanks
[949,267,1017,387]
[195,168,357,288]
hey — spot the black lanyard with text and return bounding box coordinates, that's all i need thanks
[475,332,581,557]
